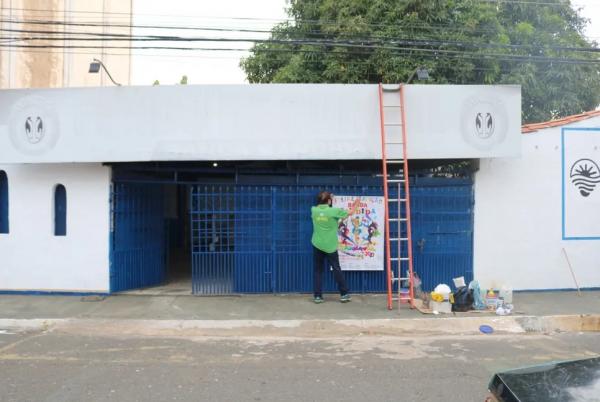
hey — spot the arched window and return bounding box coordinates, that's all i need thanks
[0,171,8,234]
[54,184,67,236]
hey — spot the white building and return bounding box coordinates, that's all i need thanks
[475,110,600,292]
[7,83,587,296]
[0,1,133,89]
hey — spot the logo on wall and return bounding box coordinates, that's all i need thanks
[24,116,44,144]
[475,112,494,139]
[569,158,600,197]
[460,95,508,151]
[9,96,60,155]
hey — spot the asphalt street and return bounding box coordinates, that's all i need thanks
[1,327,599,402]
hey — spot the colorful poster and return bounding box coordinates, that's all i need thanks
[333,196,385,271]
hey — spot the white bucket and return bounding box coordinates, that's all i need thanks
[431,301,452,314]
[434,284,452,301]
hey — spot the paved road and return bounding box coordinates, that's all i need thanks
[1,326,599,402]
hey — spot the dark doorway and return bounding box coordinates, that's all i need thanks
[163,184,192,294]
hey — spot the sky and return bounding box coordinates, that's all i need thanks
[130,0,289,85]
[130,0,600,86]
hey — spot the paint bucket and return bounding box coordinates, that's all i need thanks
[432,301,452,314]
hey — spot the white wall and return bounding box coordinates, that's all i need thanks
[474,117,600,290]
[0,84,521,163]
[0,163,110,292]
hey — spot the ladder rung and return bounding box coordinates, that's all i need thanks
[390,238,409,242]
[385,141,404,145]
[387,179,406,183]
[382,84,401,92]
[388,198,407,202]
[386,160,405,164]
[388,218,408,222]
[390,257,410,261]
[384,123,403,126]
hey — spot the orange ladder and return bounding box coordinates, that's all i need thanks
[378,83,415,311]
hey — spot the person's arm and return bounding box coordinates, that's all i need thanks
[334,208,349,219]
[332,198,360,219]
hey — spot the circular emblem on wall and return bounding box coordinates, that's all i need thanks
[8,95,60,155]
[570,158,600,197]
[460,94,509,151]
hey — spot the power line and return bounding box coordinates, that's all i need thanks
[3,4,599,45]
[1,8,597,67]
[1,22,598,57]
[2,10,598,45]
[1,28,598,67]
[2,14,516,37]
[1,2,594,32]
[475,0,593,6]
[1,1,592,20]
[2,42,598,66]
[0,43,547,78]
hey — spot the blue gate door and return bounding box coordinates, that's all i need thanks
[189,176,473,294]
[411,178,474,291]
[191,185,237,294]
[271,184,387,294]
[110,183,166,292]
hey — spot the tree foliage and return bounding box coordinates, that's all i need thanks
[241,0,600,123]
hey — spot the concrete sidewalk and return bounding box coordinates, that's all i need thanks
[0,291,599,336]
[1,291,599,320]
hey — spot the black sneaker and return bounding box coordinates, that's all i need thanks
[340,294,352,303]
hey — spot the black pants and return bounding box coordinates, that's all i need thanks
[313,247,349,297]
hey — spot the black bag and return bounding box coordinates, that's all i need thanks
[452,286,474,312]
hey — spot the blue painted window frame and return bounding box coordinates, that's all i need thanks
[0,170,8,234]
[54,184,67,236]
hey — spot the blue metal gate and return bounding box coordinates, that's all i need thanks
[190,175,473,294]
[110,183,166,292]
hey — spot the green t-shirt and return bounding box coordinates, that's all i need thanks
[311,204,348,253]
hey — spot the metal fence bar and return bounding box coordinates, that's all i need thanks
[188,175,473,295]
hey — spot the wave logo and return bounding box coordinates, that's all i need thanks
[570,159,600,197]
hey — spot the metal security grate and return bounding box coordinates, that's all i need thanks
[98,172,474,296]
[190,185,238,295]
[189,179,469,295]
[110,183,166,292]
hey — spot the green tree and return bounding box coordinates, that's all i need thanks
[241,0,600,123]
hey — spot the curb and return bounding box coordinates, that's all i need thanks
[1,315,599,337]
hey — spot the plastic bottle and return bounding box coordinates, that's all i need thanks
[485,289,498,309]
[499,287,513,304]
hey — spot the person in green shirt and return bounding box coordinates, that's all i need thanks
[311,191,355,304]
